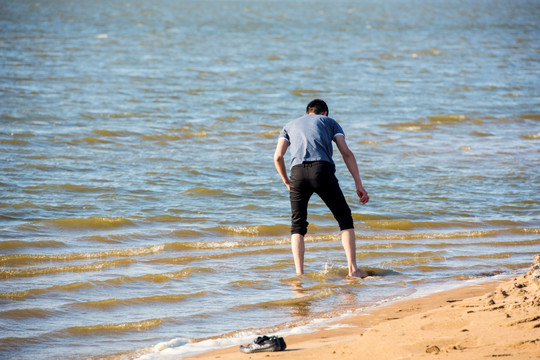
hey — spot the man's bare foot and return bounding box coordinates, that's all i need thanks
[348,269,368,278]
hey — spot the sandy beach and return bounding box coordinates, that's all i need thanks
[188,255,540,360]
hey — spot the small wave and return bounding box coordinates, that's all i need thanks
[351,213,384,221]
[291,89,322,97]
[140,214,185,223]
[0,259,136,279]
[364,267,399,277]
[98,112,145,119]
[451,252,515,260]
[21,216,135,230]
[427,114,467,122]
[0,281,94,300]
[519,114,540,121]
[5,131,35,138]
[304,264,350,280]
[0,335,43,353]
[415,264,454,272]
[520,133,540,140]
[0,245,164,266]
[164,241,244,251]
[92,129,134,136]
[0,240,66,250]
[251,261,291,271]
[148,248,290,265]
[68,137,112,145]
[141,131,207,141]
[0,307,60,319]
[208,224,290,236]
[228,280,266,289]
[106,267,216,284]
[453,273,504,281]
[197,227,540,247]
[364,219,417,230]
[81,232,153,244]
[182,187,238,197]
[169,229,204,238]
[0,268,213,300]
[451,251,539,262]
[141,134,182,141]
[362,219,489,231]
[163,238,291,251]
[382,255,446,267]
[215,116,241,123]
[358,250,442,260]
[360,228,531,241]
[411,48,443,57]
[132,336,248,360]
[82,235,127,244]
[471,130,493,137]
[483,238,540,246]
[359,237,540,250]
[72,291,207,309]
[63,318,163,335]
[22,184,112,194]
[0,318,164,350]
[358,140,380,145]
[236,289,333,309]
[383,114,467,131]
[0,139,29,145]
[256,130,280,139]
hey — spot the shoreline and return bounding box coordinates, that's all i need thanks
[186,256,540,360]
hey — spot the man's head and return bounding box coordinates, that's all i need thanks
[306,99,329,116]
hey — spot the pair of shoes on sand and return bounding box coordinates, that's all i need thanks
[239,335,287,353]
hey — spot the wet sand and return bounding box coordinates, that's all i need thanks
[188,255,540,360]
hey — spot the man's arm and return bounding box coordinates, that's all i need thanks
[274,137,290,191]
[334,135,369,205]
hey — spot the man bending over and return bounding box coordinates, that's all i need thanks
[274,99,369,278]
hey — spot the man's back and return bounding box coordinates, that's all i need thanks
[279,114,344,168]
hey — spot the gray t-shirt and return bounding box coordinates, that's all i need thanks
[279,114,345,168]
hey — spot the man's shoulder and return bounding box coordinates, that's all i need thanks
[288,114,333,124]
[284,115,309,129]
[284,115,340,130]
[316,115,341,129]
[319,115,338,124]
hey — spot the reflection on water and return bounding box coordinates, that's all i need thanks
[1,0,539,359]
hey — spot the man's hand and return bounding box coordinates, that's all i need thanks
[357,185,369,205]
[335,135,369,205]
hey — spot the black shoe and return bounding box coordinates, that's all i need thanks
[239,335,286,353]
[276,336,287,351]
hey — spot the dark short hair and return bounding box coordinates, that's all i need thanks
[306,99,329,115]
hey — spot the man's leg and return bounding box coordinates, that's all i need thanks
[289,165,311,275]
[291,233,305,275]
[341,228,367,278]
[313,163,366,278]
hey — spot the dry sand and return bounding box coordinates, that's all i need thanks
[187,255,540,360]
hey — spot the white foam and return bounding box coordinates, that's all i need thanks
[136,332,259,360]
[135,323,321,359]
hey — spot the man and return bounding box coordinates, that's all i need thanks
[274,99,369,278]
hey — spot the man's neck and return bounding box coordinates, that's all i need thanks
[306,111,328,116]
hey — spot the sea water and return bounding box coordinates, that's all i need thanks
[1,0,539,359]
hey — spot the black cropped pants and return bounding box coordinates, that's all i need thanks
[289,161,354,236]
